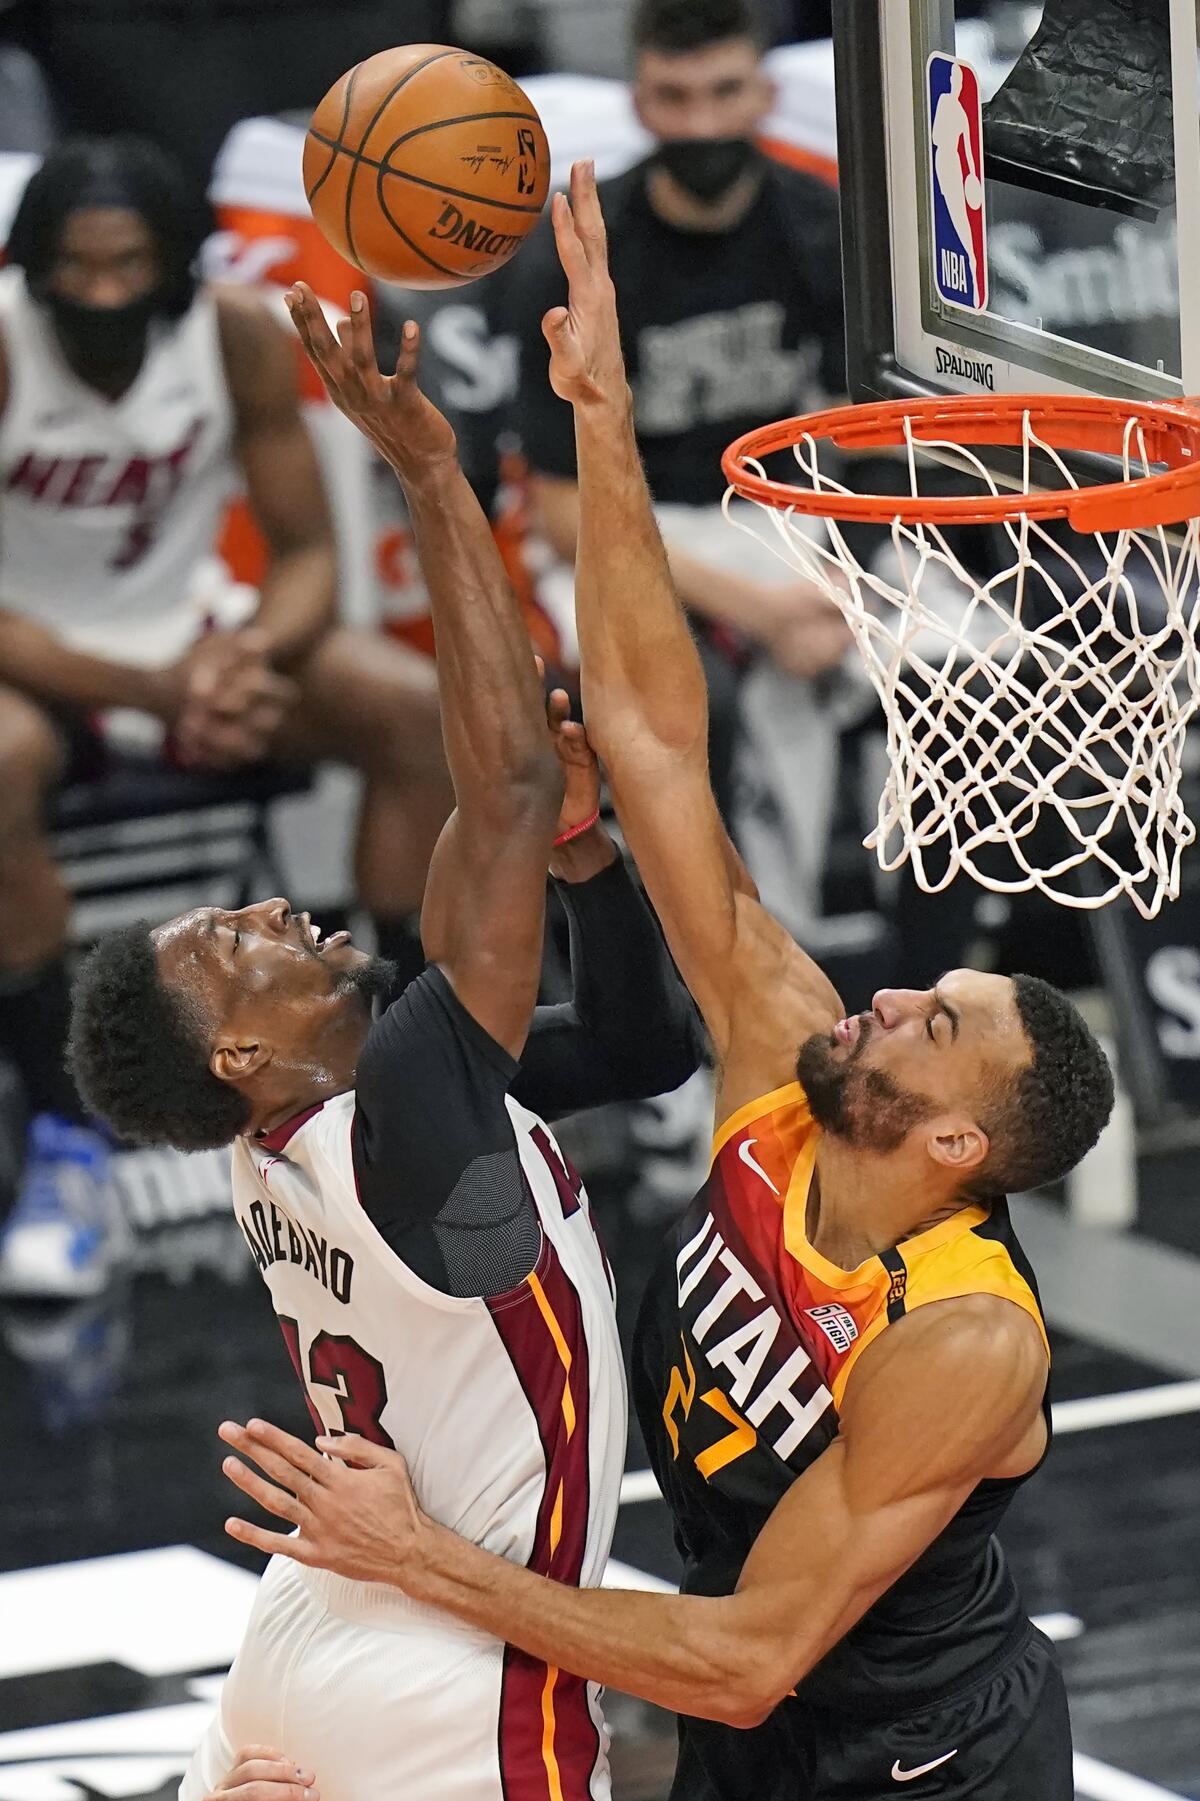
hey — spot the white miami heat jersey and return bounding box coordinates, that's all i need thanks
[0,268,239,665]
[227,1089,626,1801]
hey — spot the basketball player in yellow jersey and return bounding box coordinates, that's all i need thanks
[218,164,1115,1801]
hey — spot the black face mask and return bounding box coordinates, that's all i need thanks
[42,290,160,378]
[651,135,761,205]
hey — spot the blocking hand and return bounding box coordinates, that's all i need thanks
[542,160,628,410]
[287,282,458,486]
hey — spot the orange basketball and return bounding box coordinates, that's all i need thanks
[303,45,551,289]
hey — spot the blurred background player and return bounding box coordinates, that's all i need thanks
[0,138,451,1300]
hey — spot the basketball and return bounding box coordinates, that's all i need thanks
[303,45,551,289]
[963,172,983,210]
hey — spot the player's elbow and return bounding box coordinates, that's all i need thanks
[678,1616,792,1729]
[719,1653,798,1728]
[715,1688,776,1730]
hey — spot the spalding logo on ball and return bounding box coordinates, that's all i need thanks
[304,44,551,288]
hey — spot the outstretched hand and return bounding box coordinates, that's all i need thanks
[286,281,458,485]
[542,160,628,409]
[219,1416,428,1591]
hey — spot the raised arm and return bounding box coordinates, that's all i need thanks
[541,164,842,1108]
[512,690,702,1119]
[287,284,559,1056]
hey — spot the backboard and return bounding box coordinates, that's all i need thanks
[835,0,1200,409]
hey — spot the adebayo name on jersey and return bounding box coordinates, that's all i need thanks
[238,1192,355,1304]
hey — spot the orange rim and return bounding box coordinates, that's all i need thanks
[722,393,1200,533]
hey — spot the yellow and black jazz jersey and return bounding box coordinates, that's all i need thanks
[631,1079,1051,1727]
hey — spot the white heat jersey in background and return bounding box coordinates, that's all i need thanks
[0,267,239,667]
[219,1089,626,1801]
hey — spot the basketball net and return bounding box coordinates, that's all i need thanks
[723,400,1200,920]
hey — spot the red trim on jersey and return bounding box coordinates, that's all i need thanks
[255,1102,325,1153]
[488,1246,601,1801]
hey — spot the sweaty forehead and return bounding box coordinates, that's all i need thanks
[941,968,1026,1063]
[152,909,224,1001]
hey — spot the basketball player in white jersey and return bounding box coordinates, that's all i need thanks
[0,136,450,1299]
[68,289,701,1801]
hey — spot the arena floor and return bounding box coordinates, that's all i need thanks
[1,1153,1198,1801]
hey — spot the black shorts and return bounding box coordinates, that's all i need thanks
[671,1627,1072,1801]
[810,1627,1072,1801]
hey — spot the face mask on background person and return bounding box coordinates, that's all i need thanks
[651,135,762,206]
[40,287,163,375]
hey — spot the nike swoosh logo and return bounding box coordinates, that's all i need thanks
[737,1138,780,1195]
[891,1751,959,1782]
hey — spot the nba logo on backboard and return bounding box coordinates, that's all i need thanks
[928,54,987,311]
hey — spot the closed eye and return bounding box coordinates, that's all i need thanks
[233,930,241,953]
[925,1016,936,1041]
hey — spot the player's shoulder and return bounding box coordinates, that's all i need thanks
[899,1201,1050,1362]
[358,964,519,1093]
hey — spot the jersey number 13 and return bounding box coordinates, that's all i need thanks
[278,1315,394,1447]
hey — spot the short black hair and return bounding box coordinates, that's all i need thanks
[979,974,1114,1194]
[68,922,250,1151]
[7,135,211,317]
[631,0,764,57]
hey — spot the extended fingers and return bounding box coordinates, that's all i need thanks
[285,282,341,376]
[550,192,590,287]
[222,1455,305,1526]
[569,159,608,264]
[226,1417,331,1483]
[394,317,421,382]
[338,290,385,397]
[224,1513,314,1561]
[218,1423,326,1504]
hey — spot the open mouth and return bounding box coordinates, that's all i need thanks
[299,913,351,957]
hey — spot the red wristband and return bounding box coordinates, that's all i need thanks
[553,808,601,848]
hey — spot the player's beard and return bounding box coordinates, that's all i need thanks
[796,1029,934,1154]
[334,955,400,1012]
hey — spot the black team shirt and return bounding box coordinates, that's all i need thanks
[505,155,845,506]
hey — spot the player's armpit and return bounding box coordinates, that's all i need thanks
[722,1296,1049,1722]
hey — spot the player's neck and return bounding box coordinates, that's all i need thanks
[243,1021,367,1138]
[809,1136,969,1266]
[645,163,764,233]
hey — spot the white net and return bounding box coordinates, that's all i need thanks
[725,409,1200,919]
